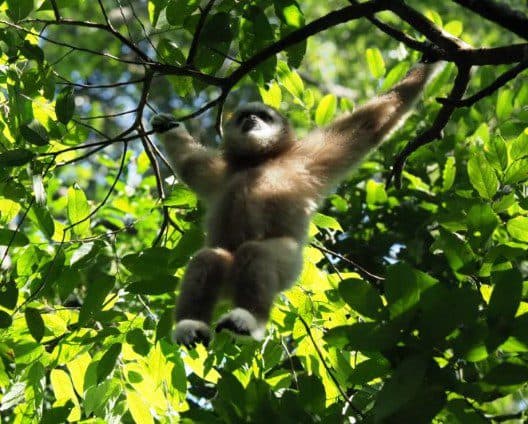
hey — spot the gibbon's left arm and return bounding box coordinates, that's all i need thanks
[152,114,227,199]
[298,62,439,187]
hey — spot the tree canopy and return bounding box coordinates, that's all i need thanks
[1,0,528,422]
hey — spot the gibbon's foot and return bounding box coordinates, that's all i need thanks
[215,308,265,340]
[151,113,179,133]
[173,319,211,348]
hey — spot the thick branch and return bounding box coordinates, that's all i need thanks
[225,0,390,88]
[453,0,528,41]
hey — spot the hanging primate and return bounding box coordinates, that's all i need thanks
[152,59,439,347]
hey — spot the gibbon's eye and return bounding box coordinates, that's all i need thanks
[255,111,273,123]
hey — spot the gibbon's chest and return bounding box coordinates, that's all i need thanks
[205,165,317,250]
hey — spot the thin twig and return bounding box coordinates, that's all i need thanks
[186,0,217,66]
[298,315,364,419]
[438,59,528,107]
[388,64,472,188]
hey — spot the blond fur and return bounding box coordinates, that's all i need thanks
[159,62,439,346]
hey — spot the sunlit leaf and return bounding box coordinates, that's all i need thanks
[365,48,386,79]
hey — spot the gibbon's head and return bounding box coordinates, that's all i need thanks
[222,102,294,163]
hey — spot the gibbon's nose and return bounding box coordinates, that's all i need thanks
[241,114,258,132]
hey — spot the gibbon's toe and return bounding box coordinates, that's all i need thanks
[215,308,264,339]
[173,319,211,348]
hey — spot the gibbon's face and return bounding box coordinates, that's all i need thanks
[223,102,294,162]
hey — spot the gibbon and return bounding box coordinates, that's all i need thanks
[152,60,438,347]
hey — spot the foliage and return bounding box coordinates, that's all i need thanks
[0,0,528,422]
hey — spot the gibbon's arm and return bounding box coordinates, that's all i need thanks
[298,62,439,186]
[154,117,227,199]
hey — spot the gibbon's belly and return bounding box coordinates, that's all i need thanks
[206,169,313,251]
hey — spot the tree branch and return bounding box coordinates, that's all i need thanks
[186,0,217,66]
[439,59,528,107]
[453,0,528,41]
[387,63,472,188]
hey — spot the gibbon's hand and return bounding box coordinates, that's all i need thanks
[151,113,179,133]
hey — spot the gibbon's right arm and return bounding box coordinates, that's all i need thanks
[298,61,440,187]
[152,114,227,199]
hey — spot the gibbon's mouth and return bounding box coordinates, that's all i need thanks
[241,116,260,132]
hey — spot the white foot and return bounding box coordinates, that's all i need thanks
[173,319,211,347]
[215,308,265,340]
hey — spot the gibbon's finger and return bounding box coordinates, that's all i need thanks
[151,113,179,133]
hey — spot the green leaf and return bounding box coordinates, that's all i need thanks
[365,48,386,79]
[510,128,528,160]
[338,278,385,320]
[78,273,115,326]
[430,229,476,274]
[96,343,122,383]
[484,136,507,172]
[126,328,150,355]
[156,308,173,342]
[496,89,513,121]
[488,269,522,327]
[349,358,390,386]
[126,390,154,424]
[41,403,73,424]
[67,185,90,237]
[0,229,29,247]
[259,82,282,109]
[6,0,33,21]
[274,0,306,68]
[277,62,304,99]
[27,204,55,239]
[239,6,276,82]
[127,275,179,295]
[166,0,199,26]
[84,380,120,417]
[25,307,45,342]
[20,41,44,63]
[55,87,75,124]
[418,285,479,344]
[164,185,197,208]
[157,39,186,65]
[122,247,179,278]
[0,311,12,328]
[324,322,398,351]
[0,281,18,310]
[384,263,437,319]
[0,149,35,167]
[147,0,168,27]
[315,94,337,127]
[20,119,49,146]
[381,61,410,91]
[484,363,528,386]
[504,158,528,184]
[373,356,428,422]
[507,216,528,242]
[444,20,463,37]
[466,203,499,245]
[365,180,388,206]
[297,374,325,414]
[442,156,456,191]
[467,153,499,199]
[312,212,342,231]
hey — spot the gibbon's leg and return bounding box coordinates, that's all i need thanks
[173,247,233,347]
[215,237,303,340]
